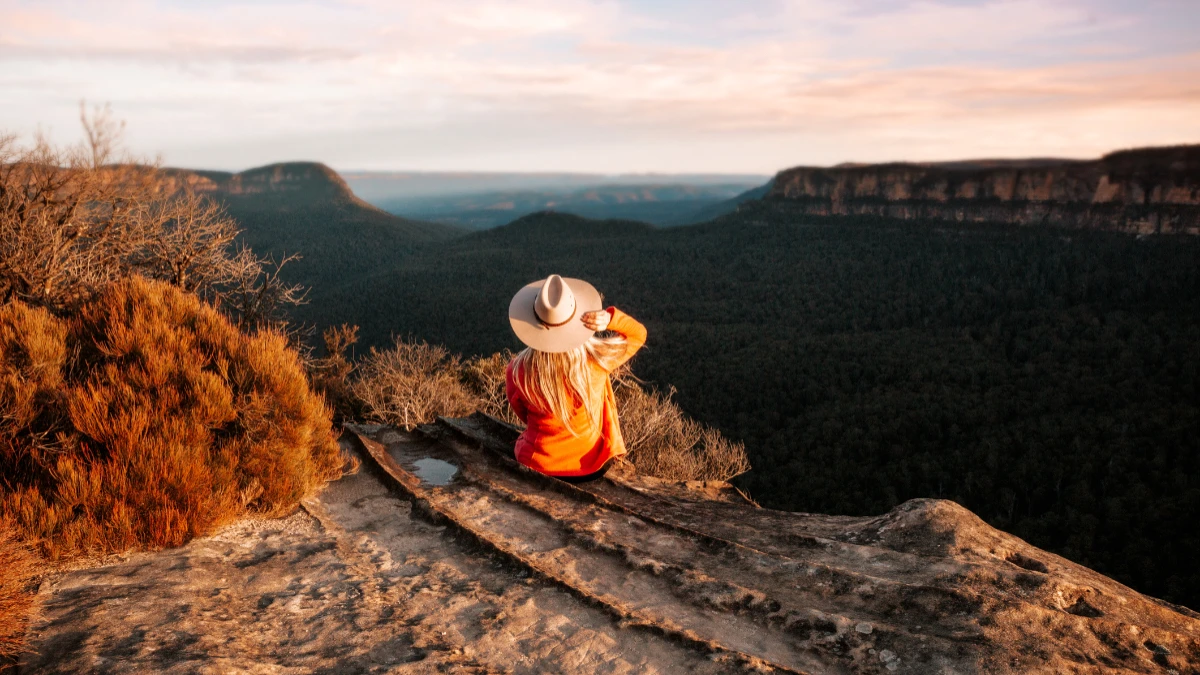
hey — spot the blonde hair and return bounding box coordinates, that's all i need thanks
[510,334,628,436]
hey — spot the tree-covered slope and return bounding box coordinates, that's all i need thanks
[165,162,465,313]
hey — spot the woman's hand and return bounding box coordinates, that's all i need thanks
[581,309,611,332]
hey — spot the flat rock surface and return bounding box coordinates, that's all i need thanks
[21,414,1200,674]
[22,442,726,674]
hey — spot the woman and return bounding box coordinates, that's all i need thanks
[505,274,647,483]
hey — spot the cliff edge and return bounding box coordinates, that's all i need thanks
[21,414,1200,674]
[767,145,1200,234]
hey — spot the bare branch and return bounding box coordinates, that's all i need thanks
[1,103,307,328]
[79,101,126,169]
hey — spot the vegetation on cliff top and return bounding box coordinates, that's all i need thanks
[0,277,345,559]
[340,332,749,482]
[0,109,347,662]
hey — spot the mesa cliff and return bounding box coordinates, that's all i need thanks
[766,145,1200,234]
[23,414,1200,674]
[159,161,382,210]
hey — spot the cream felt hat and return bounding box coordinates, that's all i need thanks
[508,274,603,353]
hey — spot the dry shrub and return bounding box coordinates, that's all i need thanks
[0,276,344,560]
[460,350,520,425]
[0,104,304,329]
[0,298,69,457]
[308,324,364,424]
[0,520,41,664]
[352,337,475,430]
[346,341,749,482]
[615,381,750,482]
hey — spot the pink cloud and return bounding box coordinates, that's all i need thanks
[1,0,1196,171]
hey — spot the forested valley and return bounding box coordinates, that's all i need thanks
[245,200,1200,609]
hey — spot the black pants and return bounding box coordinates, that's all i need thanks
[554,459,613,484]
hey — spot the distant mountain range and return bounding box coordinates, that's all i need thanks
[159,144,1199,325]
[340,171,770,228]
[340,170,771,200]
[332,146,1200,233]
[369,183,761,229]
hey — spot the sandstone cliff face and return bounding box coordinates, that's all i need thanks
[26,414,1200,674]
[768,145,1200,234]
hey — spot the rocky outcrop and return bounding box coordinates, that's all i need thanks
[767,145,1200,234]
[25,413,1200,674]
[160,161,372,209]
[221,162,355,199]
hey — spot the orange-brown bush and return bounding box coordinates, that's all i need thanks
[0,276,344,560]
[0,520,41,664]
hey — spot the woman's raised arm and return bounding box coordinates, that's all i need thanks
[603,306,646,370]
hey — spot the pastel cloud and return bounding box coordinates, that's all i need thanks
[0,0,1196,172]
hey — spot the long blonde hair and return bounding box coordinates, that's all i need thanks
[511,334,628,436]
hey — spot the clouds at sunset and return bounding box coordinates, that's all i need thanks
[1,0,1197,172]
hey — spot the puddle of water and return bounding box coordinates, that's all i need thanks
[412,458,458,486]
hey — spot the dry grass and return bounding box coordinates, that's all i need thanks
[0,276,345,561]
[352,337,476,430]
[0,520,41,665]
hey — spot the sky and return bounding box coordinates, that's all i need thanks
[1,0,1198,173]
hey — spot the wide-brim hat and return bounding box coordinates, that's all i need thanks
[508,274,603,353]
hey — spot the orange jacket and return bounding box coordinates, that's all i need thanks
[505,307,647,476]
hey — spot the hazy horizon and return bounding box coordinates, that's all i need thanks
[177,166,774,180]
[3,0,1199,173]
